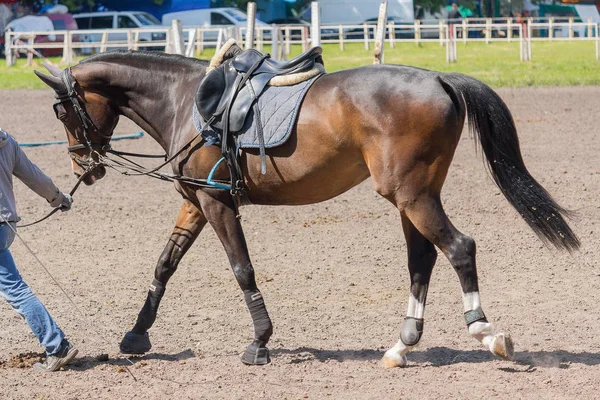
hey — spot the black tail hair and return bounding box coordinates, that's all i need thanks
[439,73,580,252]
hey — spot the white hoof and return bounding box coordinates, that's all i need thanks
[489,332,514,361]
[382,351,408,368]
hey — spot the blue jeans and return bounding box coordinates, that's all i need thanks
[0,223,65,355]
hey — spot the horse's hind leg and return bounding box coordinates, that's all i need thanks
[402,194,514,363]
[382,214,437,368]
[198,192,273,365]
[120,199,207,354]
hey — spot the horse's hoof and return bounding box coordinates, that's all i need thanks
[381,351,408,368]
[119,331,152,354]
[240,343,271,365]
[490,332,514,361]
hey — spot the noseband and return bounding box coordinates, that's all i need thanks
[54,68,111,168]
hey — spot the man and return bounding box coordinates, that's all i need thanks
[448,2,463,20]
[0,128,78,372]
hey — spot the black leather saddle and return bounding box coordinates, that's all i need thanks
[196,46,323,134]
[194,45,323,210]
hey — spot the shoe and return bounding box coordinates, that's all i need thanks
[33,339,78,372]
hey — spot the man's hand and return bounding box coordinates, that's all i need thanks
[49,191,73,211]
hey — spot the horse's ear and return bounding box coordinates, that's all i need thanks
[34,70,65,93]
[42,62,63,77]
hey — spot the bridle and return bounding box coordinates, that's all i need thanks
[54,67,112,169]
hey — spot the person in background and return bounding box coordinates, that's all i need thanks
[448,3,463,38]
[0,128,78,372]
[448,2,462,20]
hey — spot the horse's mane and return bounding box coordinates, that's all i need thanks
[79,50,209,68]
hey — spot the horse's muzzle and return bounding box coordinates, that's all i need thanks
[74,164,106,186]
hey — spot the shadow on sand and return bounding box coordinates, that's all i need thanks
[271,346,600,369]
[69,349,197,371]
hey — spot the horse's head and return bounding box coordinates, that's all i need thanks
[35,63,120,185]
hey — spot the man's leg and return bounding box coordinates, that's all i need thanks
[0,246,70,357]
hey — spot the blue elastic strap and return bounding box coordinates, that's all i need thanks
[207,157,232,190]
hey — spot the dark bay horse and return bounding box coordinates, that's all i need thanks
[35,50,579,368]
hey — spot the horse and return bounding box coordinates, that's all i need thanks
[34,48,579,368]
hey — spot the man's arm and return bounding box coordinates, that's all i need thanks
[12,139,62,204]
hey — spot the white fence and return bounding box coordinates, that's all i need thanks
[4,17,600,67]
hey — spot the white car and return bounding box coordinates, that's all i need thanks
[73,11,166,52]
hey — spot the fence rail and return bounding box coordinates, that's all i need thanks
[4,17,600,67]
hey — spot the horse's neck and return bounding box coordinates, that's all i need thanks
[80,61,201,153]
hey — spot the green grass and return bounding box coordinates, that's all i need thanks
[1,40,598,89]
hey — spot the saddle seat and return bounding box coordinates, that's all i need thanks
[196,39,325,134]
[233,46,323,75]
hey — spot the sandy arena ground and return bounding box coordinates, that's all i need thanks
[0,86,599,399]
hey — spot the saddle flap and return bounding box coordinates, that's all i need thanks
[195,65,226,122]
[196,61,241,125]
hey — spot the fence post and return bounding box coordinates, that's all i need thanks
[311,2,321,47]
[245,2,256,50]
[256,27,263,52]
[446,25,457,63]
[588,17,593,39]
[271,24,280,59]
[549,17,554,40]
[99,31,107,52]
[5,30,14,67]
[127,29,133,50]
[171,19,184,55]
[133,30,140,50]
[185,29,197,57]
[363,22,369,50]
[338,24,344,50]
[389,21,395,48]
[462,18,467,44]
[439,20,445,46]
[62,31,73,64]
[485,18,491,44]
[25,35,34,67]
[285,26,291,55]
[507,18,512,42]
[596,23,599,60]
[301,26,309,51]
[373,1,388,64]
[527,19,532,60]
[414,20,420,46]
[197,28,204,55]
[568,17,574,39]
[215,29,224,51]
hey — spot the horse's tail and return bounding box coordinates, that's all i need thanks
[438,73,580,252]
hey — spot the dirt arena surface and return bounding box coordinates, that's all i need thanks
[0,86,598,399]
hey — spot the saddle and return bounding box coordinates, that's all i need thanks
[194,40,325,207]
[196,43,324,134]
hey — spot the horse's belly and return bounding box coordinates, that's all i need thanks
[244,148,370,206]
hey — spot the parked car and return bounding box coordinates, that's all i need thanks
[162,7,267,28]
[1,13,79,57]
[73,11,166,52]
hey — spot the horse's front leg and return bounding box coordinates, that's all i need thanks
[120,199,207,354]
[198,192,273,365]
